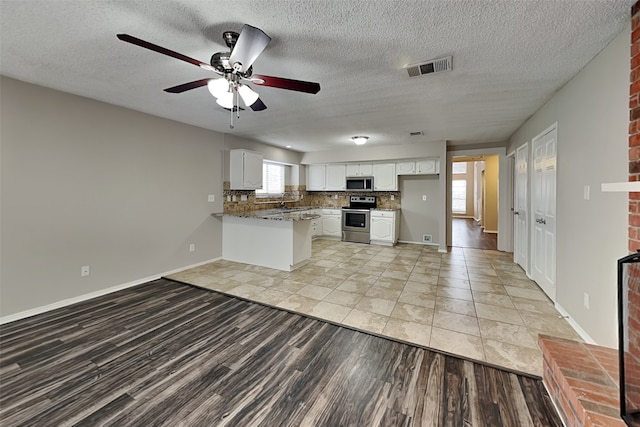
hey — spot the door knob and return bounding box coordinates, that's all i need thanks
[514,211,520,215]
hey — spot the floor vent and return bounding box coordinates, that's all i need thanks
[406,56,452,78]
[422,234,433,243]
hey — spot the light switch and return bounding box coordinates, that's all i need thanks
[583,185,590,200]
[208,195,215,202]
[240,195,248,201]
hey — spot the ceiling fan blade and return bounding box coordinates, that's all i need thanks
[164,79,212,93]
[250,98,267,111]
[117,34,216,72]
[251,75,321,94]
[228,25,271,73]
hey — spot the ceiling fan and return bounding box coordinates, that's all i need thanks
[117,24,320,127]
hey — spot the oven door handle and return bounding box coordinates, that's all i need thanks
[343,209,371,213]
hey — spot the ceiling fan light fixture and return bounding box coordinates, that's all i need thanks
[216,91,235,109]
[207,78,230,98]
[238,84,259,106]
[352,136,369,145]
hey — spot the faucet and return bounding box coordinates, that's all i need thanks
[280,192,292,208]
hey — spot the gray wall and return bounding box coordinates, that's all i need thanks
[398,176,440,244]
[507,25,629,347]
[1,77,224,316]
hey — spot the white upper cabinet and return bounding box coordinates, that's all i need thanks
[346,163,373,177]
[416,159,439,174]
[373,163,397,191]
[396,161,416,175]
[325,164,346,190]
[307,164,327,191]
[230,149,263,190]
[396,159,439,175]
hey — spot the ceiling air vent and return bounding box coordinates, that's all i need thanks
[406,56,452,78]
[409,131,424,136]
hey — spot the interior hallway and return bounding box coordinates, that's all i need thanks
[452,217,497,250]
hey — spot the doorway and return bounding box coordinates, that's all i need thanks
[450,157,497,250]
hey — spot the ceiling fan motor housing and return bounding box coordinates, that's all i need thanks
[210,52,252,77]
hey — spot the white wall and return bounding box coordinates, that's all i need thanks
[507,25,629,347]
[398,176,440,244]
[1,77,224,317]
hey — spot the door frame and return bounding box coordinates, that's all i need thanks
[513,142,529,273]
[446,147,511,251]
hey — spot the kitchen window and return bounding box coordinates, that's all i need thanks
[255,161,285,196]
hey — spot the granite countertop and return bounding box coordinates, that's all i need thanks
[213,206,400,220]
[212,207,321,222]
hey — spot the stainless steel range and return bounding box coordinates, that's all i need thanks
[342,196,376,244]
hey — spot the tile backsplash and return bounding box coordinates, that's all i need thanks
[222,183,401,213]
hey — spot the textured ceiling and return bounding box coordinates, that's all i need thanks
[0,1,633,152]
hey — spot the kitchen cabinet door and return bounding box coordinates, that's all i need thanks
[322,210,342,237]
[372,163,397,191]
[346,163,373,177]
[307,165,326,191]
[396,161,416,175]
[416,159,438,174]
[325,164,346,190]
[230,149,263,190]
[370,216,394,242]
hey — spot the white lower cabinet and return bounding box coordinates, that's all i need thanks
[308,209,323,237]
[322,209,342,238]
[370,210,399,245]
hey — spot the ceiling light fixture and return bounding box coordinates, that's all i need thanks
[207,78,230,98]
[352,136,369,145]
[215,91,235,109]
[237,85,259,106]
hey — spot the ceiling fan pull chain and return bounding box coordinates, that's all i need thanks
[236,88,240,120]
[229,94,234,129]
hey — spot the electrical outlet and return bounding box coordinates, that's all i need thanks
[81,265,90,277]
[189,243,195,252]
[422,234,432,243]
[583,292,590,309]
[422,195,427,201]
[232,195,237,202]
[390,195,395,200]
[333,194,338,199]
[208,195,215,202]
[226,195,231,202]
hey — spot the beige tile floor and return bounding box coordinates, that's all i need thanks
[167,239,581,376]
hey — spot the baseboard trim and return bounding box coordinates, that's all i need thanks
[554,302,597,345]
[398,239,439,247]
[0,257,221,325]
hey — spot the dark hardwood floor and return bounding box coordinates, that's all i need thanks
[451,218,498,250]
[0,279,561,426]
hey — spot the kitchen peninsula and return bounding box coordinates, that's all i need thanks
[219,209,320,271]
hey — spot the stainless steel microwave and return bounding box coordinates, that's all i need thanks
[346,176,373,191]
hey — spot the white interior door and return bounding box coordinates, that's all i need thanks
[514,143,529,272]
[531,125,557,300]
